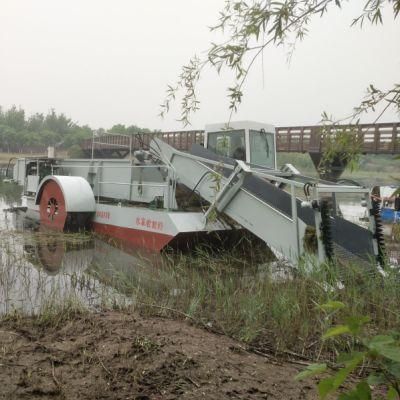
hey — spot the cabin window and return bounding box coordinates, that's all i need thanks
[249,129,275,168]
[207,130,245,160]
[26,162,38,176]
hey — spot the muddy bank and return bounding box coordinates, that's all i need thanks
[0,311,317,400]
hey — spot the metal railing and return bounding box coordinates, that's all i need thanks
[276,122,400,154]
[81,122,400,155]
[82,130,204,156]
[51,162,177,210]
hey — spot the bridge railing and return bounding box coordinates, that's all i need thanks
[82,122,400,156]
[276,122,400,154]
[275,127,314,153]
[153,131,204,151]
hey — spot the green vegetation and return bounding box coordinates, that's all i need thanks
[0,210,399,398]
[277,153,400,186]
[0,106,92,153]
[161,0,399,126]
[0,179,22,202]
[67,144,85,158]
[296,301,400,399]
[319,125,364,176]
[5,237,397,363]
[392,224,400,242]
[125,255,400,358]
[0,105,152,155]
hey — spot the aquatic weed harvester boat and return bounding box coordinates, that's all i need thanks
[12,121,385,267]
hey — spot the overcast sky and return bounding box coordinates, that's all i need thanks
[1,1,399,130]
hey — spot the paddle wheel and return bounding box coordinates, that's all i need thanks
[39,179,68,230]
[36,176,96,232]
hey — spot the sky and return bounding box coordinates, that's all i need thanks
[0,1,399,131]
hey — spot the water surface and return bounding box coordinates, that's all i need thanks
[1,181,398,316]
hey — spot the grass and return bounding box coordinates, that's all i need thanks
[129,255,399,360]
[0,179,22,202]
[1,219,399,362]
[70,241,398,361]
[0,150,68,164]
[0,176,399,363]
[0,152,46,164]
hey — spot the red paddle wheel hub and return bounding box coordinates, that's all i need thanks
[39,180,68,230]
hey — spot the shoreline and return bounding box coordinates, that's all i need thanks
[0,310,318,400]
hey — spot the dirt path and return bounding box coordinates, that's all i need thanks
[0,312,317,400]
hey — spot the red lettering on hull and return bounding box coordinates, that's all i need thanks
[96,211,111,219]
[92,222,174,252]
[135,217,163,231]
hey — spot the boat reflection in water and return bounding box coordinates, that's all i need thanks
[0,207,138,315]
[21,224,166,297]
[23,229,95,276]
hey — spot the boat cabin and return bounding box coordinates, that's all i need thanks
[204,121,276,169]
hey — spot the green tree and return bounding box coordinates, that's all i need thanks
[4,106,25,131]
[63,125,93,148]
[39,129,61,147]
[161,0,400,126]
[26,113,45,132]
[23,131,42,148]
[0,105,152,153]
[0,125,16,152]
[126,124,152,134]
[109,123,153,135]
[44,109,73,136]
[109,124,127,134]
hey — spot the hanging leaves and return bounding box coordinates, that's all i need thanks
[160,0,399,126]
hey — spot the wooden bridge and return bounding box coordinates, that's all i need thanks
[276,122,399,154]
[81,122,400,158]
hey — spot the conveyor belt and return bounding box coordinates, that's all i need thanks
[190,144,375,262]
